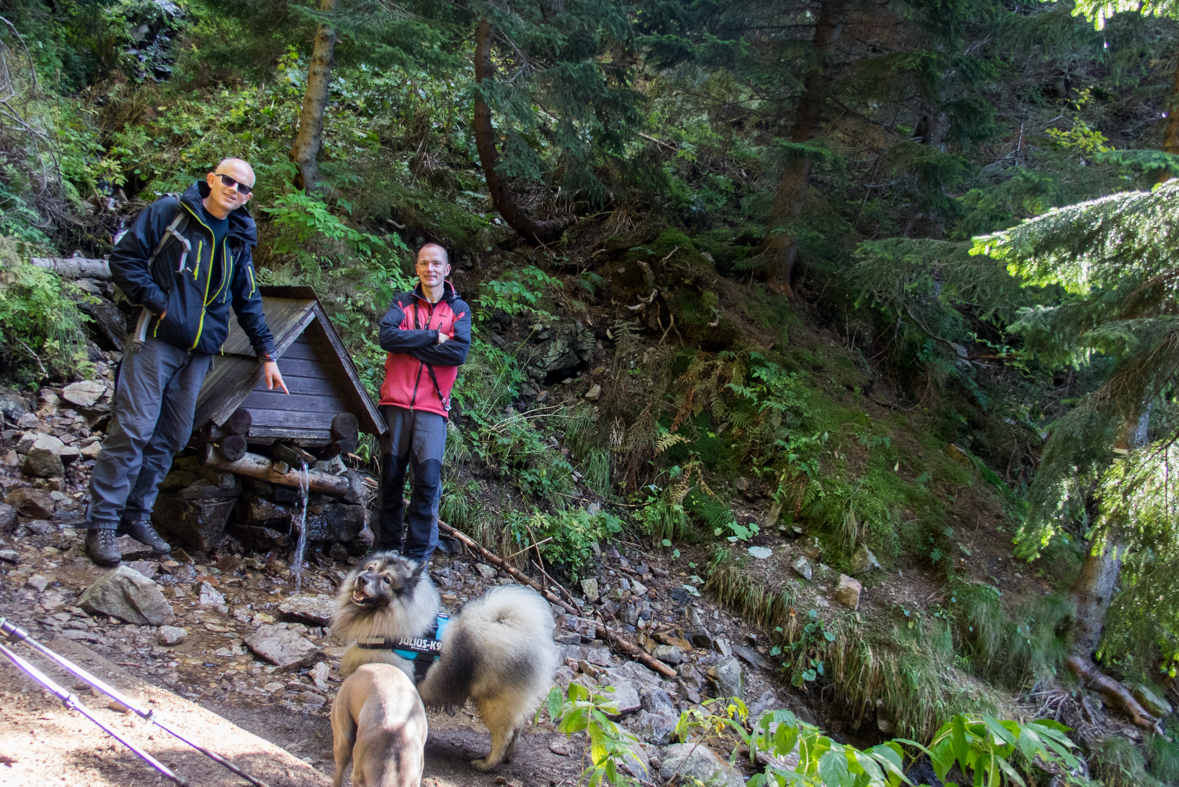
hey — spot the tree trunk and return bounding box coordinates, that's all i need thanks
[472,19,573,245]
[1066,408,1158,730]
[1159,51,1179,184]
[761,0,848,298]
[290,0,339,193]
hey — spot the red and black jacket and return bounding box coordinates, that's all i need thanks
[378,281,471,418]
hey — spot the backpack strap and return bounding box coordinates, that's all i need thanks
[148,196,192,281]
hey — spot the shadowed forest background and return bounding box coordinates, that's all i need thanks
[3,0,1179,781]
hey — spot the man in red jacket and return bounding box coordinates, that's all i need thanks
[376,243,471,562]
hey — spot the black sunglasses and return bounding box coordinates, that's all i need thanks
[214,173,252,196]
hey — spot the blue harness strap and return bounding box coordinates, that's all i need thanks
[357,613,450,682]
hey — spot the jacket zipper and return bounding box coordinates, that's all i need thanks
[181,203,217,350]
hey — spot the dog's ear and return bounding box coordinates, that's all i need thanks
[409,560,426,585]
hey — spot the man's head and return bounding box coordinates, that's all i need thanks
[205,158,255,219]
[415,244,451,293]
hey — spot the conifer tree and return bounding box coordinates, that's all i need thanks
[973,180,1179,730]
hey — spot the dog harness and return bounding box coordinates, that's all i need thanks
[356,612,449,682]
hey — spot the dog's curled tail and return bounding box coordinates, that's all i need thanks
[418,585,557,709]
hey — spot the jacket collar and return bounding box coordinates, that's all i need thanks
[412,280,458,305]
[183,181,258,247]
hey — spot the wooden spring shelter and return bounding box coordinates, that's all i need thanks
[192,286,385,460]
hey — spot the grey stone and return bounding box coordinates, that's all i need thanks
[584,384,602,402]
[116,535,159,561]
[25,520,54,536]
[653,645,685,665]
[631,579,648,596]
[554,630,581,645]
[748,690,779,719]
[198,582,227,611]
[732,645,770,671]
[229,525,288,551]
[659,743,744,787]
[123,561,159,580]
[0,503,16,532]
[641,689,677,716]
[5,487,55,519]
[0,549,18,563]
[791,556,812,581]
[62,381,107,409]
[687,606,714,649]
[581,578,600,602]
[600,677,642,717]
[245,625,323,670]
[23,448,65,478]
[620,739,649,779]
[179,478,244,501]
[630,710,678,745]
[586,647,613,667]
[16,413,38,430]
[17,432,63,454]
[79,566,175,626]
[151,495,237,552]
[475,563,498,579]
[715,638,732,658]
[1133,684,1173,718]
[310,662,331,691]
[566,616,597,641]
[835,574,862,610]
[305,502,366,542]
[158,626,187,646]
[278,594,335,626]
[26,574,50,592]
[708,656,743,700]
[607,662,663,690]
[0,387,30,422]
[850,545,883,575]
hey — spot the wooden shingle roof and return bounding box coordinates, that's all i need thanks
[192,286,384,440]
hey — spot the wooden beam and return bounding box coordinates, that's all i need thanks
[202,445,360,501]
[224,408,253,436]
[218,435,247,462]
[437,522,678,680]
[31,257,111,279]
[331,411,359,441]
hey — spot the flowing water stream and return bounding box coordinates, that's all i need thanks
[291,461,310,592]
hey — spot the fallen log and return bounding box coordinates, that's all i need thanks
[31,257,111,279]
[437,521,678,680]
[217,435,247,462]
[1067,654,1161,732]
[202,444,360,502]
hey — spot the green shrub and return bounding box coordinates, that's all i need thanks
[506,508,623,579]
[1147,734,1179,784]
[1090,735,1157,787]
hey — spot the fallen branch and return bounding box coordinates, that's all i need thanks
[438,521,678,679]
[1067,654,1160,733]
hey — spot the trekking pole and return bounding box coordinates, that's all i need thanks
[0,618,271,787]
[0,640,187,786]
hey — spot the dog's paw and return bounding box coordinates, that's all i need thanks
[470,757,498,772]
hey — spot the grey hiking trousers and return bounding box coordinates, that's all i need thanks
[376,405,446,562]
[85,337,213,529]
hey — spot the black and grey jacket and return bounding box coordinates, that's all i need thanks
[109,180,277,359]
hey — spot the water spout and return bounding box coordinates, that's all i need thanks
[291,461,310,592]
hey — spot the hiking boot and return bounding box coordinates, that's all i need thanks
[118,518,171,555]
[86,528,121,568]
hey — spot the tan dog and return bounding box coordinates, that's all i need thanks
[331,663,428,787]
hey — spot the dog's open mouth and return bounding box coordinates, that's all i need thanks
[351,589,382,607]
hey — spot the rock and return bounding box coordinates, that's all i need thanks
[652,645,685,665]
[26,574,50,592]
[715,638,732,658]
[198,582,227,611]
[620,739,649,779]
[81,442,102,459]
[586,647,613,667]
[5,487,55,519]
[123,561,159,580]
[835,574,862,610]
[0,503,15,532]
[584,384,602,401]
[549,739,570,756]
[748,690,779,719]
[158,626,187,646]
[151,496,237,552]
[566,616,598,642]
[77,297,128,352]
[278,594,336,626]
[116,535,160,561]
[305,502,366,542]
[734,477,750,493]
[641,689,677,716]
[23,448,65,478]
[732,645,770,671]
[631,710,677,746]
[62,381,107,408]
[230,525,288,551]
[0,549,19,563]
[747,545,773,560]
[708,656,743,700]
[1133,684,1173,718]
[310,662,331,691]
[475,563,498,579]
[791,556,812,581]
[659,743,743,787]
[581,578,600,602]
[16,413,38,429]
[600,678,642,717]
[804,537,822,560]
[79,566,175,626]
[0,387,30,422]
[25,520,54,536]
[850,545,882,575]
[687,607,714,649]
[245,626,322,669]
[17,432,63,454]
[631,579,648,596]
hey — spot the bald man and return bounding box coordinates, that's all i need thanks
[83,158,287,567]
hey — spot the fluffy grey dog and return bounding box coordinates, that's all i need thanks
[417,585,559,771]
[331,663,427,787]
[331,552,440,679]
[331,552,559,771]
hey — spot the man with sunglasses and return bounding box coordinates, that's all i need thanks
[83,158,288,568]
